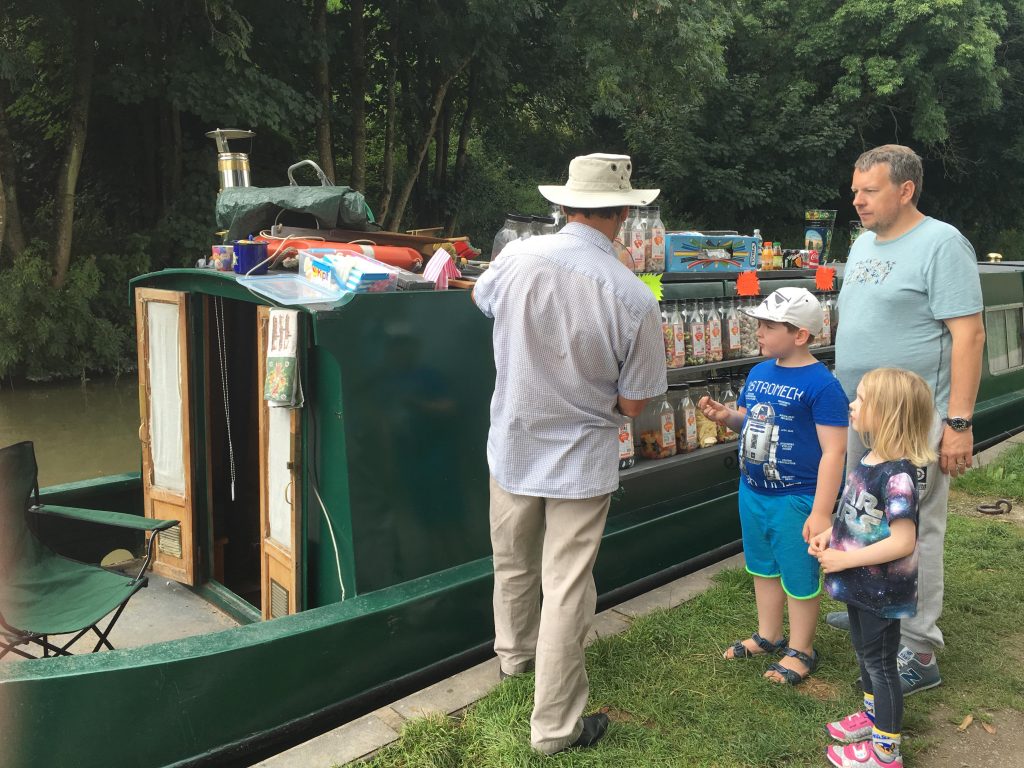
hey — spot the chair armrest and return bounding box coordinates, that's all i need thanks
[30,504,179,533]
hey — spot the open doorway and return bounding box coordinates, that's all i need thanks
[206,296,262,609]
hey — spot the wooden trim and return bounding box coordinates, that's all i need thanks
[134,287,196,585]
[257,306,271,618]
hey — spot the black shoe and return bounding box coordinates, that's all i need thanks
[557,713,609,752]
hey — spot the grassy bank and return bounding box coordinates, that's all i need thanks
[360,505,1024,768]
[952,443,1024,501]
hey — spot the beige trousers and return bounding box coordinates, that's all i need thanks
[489,476,611,754]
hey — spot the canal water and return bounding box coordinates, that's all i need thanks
[0,376,141,487]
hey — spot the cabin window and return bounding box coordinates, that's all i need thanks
[985,304,1024,374]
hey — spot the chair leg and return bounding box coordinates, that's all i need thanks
[89,600,128,653]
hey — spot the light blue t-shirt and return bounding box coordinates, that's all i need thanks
[836,217,983,414]
[739,360,850,495]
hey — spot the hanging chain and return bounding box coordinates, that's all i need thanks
[214,296,237,501]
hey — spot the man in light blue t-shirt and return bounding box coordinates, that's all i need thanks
[832,145,986,696]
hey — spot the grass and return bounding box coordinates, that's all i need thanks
[952,442,1024,500]
[358,506,1024,768]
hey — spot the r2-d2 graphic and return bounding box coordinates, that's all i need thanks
[741,403,781,482]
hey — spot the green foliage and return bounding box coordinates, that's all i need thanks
[952,443,1024,500]
[0,242,147,381]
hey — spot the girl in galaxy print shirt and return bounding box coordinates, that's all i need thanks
[808,368,937,768]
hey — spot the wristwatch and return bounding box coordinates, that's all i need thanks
[943,416,973,432]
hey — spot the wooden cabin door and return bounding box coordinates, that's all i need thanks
[257,306,302,619]
[135,288,198,584]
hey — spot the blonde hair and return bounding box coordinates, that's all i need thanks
[858,368,938,466]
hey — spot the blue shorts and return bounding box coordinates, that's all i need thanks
[738,482,822,599]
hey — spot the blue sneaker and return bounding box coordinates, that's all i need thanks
[897,646,942,696]
[826,611,851,631]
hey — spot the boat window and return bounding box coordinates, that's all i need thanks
[985,304,1024,375]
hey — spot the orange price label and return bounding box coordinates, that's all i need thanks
[815,266,836,291]
[736,270,761,296]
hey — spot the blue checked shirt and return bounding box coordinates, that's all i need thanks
[473,222,667,499]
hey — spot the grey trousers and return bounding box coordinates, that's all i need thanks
[489,476,611,754]
[846,413,949,653]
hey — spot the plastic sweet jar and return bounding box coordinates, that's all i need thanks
[618,413,636,470]
[674,385,699,453]
[637,394,677,460]
[694,380,719,448]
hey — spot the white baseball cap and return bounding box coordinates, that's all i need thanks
[743,286,824,336]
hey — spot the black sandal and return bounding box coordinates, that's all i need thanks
[724,632,787,659]
[766,646,819,685]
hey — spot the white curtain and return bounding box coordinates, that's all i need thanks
[148,302,186,493]
[267,405,292,549]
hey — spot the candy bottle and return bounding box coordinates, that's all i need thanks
[670,301,688,368]
[618,413,636,469]
[686,299,707,366]
[628,208,646,273]
[637,394,677,460]
[725,297,743,360]
[649,206,666,273]
[675,385,699,453]
[661,302,675,368]
[705,299,723,363]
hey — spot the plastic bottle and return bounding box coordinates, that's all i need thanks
[740,296,761,357]
[614,212,633,268]
[705,299,723,363]
[718,379,739,442]
[694,380,719,448]
[670,301,688,368]
[618,413,636,469]
[686,299,707,366]
[639,207,653,271]
[773,241,784,270]
[637,394,677,460]
[628,208,647,273]
[649,206,666,273]
[761,240,774,271]
[751,229,763,269]
[725,297,743,360]
[660,303,675,369]
[820,293,833,346]
[675,385,699,453]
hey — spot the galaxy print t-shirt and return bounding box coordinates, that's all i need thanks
[824,459,920,618]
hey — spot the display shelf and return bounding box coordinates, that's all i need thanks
[619,441,738,480]
[660,268,837,283]
[665,346,835,383]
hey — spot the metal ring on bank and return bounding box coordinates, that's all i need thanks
[977,498,1013,515]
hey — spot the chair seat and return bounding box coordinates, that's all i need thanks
[1,555,143,636]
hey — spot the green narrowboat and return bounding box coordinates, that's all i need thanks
[1,260,1023,768]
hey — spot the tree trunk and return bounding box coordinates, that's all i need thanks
[312,0,335,183]
[445,64,478,236]
[349,0,366,191]
[384,57,471,232]
[52,5,96,289]
[0,90,26,261]
[378,8,400,224]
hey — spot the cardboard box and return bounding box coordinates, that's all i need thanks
[665,233,760,272]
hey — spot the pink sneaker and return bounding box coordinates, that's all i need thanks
[826,741,903,768]
[826,712,873,743]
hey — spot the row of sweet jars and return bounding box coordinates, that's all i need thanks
[619,378,744,468]
[659,291,840,369]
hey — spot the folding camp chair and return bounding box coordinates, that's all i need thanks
[0,440,178,659]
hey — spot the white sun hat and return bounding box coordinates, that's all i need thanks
[744,286,824,336]
[538,153,659,208]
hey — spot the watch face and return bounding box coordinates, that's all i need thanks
[946,417,971,431]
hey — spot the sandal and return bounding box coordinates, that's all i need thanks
[766,646,818,685]
[724,632,787,660]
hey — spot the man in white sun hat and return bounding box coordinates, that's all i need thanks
[472,153,667,755]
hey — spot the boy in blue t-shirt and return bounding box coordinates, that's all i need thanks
[700,287,849,684]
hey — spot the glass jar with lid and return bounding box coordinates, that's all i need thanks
[637,394,677,460]
[717,378,740,442]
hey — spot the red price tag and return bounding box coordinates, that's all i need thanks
[815,266,836,291]
[736,271,761,296]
